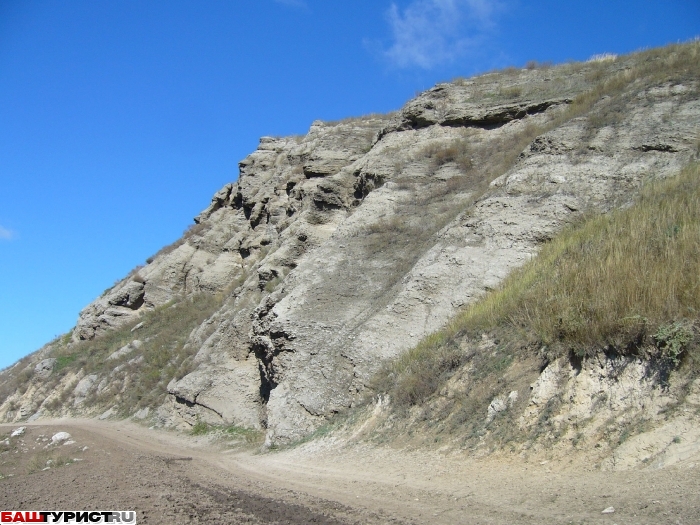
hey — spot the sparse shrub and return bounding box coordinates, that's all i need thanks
[125,265,145,282]
[43,290,229,415]
[499,86,522,98]
[183,222,210,239]
[588,53,618,63]
[654,322,695,364]
[15,368,33,394]
[321,112,392,126]
[393,159,407,177]
[371,333,465,409]
[416,138,473,175]
[587,102,626,129]
[28,452,72,474]
[561,40,700,135]
[584,66,607,84]
[55,355,77,370]
[222,425,264,444]
[187,422,264,444]
[360,129,377,153]
[190,420,210,435]
[144,222,213,264]
[445,175,472,193]
[43,379,77,412]
[264,276,282,293]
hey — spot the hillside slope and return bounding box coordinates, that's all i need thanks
[336,160,700,467]
[1,42,699,448]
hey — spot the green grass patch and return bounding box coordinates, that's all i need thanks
[189,422,263,444]
[222,425,265,444]
[190,420,210,435]
[54,355,77,370]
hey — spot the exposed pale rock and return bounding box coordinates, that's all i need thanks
[108,340,143,360]
[51,432,71,443]
[1,48,698,448]
[105,72,700,442]
[487,397,508,422]
[168,356,262,429]
[34,359,56,380]
[133,407,150,420]
[486,391,519,422]
[18,403,34,420]
[72,375,98,406]
[99,407,116,420]
[127,355,143,366]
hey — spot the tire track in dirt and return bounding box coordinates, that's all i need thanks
[2,420,700,524]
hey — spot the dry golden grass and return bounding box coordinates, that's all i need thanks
[41,290,231,415]
[415,138,473,174]
[461,162,700,356]
[371,162,700,413]
[373,334,464,409]
[451,40,699,128]
[560,40,700,129]
[145,222,212,264]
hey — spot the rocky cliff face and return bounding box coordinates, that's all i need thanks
[1,43,699,445]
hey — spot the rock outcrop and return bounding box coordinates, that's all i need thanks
[1,43,699,446]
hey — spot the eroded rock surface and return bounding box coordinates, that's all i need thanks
[1,46,699,445]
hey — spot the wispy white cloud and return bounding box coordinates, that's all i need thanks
[0,226,15,241]
[274,0,308,9]
[382,0,501,69]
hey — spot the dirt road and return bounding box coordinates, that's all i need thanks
[1,420,699,524]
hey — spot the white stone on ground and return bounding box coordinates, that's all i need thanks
[51,432,72,443]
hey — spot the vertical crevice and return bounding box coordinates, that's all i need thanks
[253,345,277,405]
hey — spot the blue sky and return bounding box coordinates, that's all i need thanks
[0,0,698,369]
